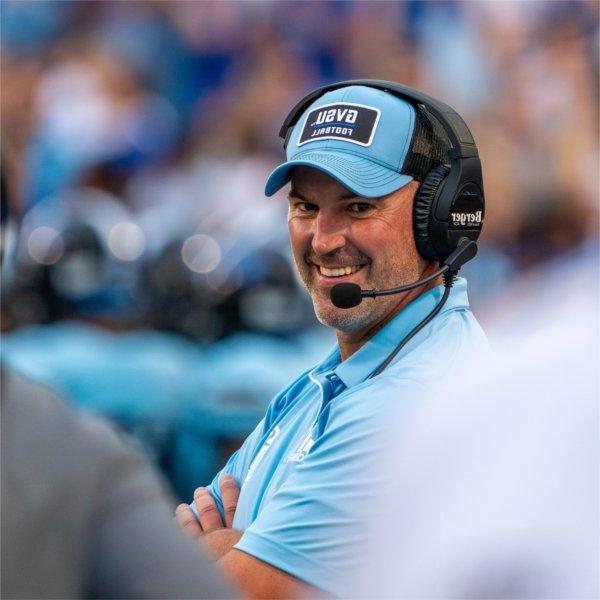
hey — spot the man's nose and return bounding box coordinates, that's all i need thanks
[311,213,346,256]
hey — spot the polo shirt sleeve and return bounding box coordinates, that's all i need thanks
[233,376,429,597]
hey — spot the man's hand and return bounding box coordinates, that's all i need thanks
[175,475,242,560]
[175,474,240,537]
[176,476,320,597]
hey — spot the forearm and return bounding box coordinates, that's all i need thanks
[217,549,320,600]
[200,528,243,561]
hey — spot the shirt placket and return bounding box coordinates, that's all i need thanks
[313,371,346,438]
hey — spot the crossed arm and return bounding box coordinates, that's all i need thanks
[175,476,321,599]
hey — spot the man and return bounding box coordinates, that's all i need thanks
[175,83,488,598]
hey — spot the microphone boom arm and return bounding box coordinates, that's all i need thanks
[361,266,449,298]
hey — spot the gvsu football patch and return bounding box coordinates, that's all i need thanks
[298,103,380,147]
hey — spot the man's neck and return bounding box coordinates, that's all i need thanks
[336,265,444,361]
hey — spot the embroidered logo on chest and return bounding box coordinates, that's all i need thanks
[285,432,315,463]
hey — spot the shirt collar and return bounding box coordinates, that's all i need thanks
[322,277,470,388]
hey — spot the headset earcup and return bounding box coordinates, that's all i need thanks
[413,164,450,261]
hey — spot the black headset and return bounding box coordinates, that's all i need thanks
[278,79,485,263]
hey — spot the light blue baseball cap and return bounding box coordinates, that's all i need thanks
[265,85,417,198]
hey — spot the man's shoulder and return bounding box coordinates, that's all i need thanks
[268,366,314,410]
[266,347,338,418]
[336,308,487,412]
[392,305,488,382]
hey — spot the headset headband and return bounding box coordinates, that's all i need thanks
[278,79,484,261]
[280,79,479,161]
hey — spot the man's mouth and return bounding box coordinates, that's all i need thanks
[316,264,366,278]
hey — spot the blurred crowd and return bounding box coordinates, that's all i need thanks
[1,0,598,499]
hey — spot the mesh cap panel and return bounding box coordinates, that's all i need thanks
[402,104,451,181]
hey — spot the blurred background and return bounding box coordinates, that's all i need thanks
[1,0,598,501]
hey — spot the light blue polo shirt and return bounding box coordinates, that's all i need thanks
[192,278,487,596]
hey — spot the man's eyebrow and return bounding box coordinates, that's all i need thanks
[288,189,308,202]
[288,189,361,202]
[339,191,360,201]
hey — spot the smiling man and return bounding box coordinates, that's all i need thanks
[176,83,488,598]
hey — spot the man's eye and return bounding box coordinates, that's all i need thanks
[296,202,318,213]
[348,202,373,214]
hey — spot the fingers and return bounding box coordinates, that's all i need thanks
[175,503,202,539]
[184,476,239,534]
[194,487,224,532]
[219,475,240,528]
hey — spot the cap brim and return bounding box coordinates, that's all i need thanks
[265,150,413,198]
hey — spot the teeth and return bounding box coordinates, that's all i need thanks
[318,265,363,277]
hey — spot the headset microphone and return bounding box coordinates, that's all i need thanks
[330,239,478,310]
[330,283,363,309]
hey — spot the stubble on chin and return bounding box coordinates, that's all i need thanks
[315,294,400,335]
[308,284,387,334]
[297,268,363,333]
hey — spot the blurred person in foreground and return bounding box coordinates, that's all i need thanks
[0,159,232,599]
[353,242,599,598]
[174,82,488,598]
